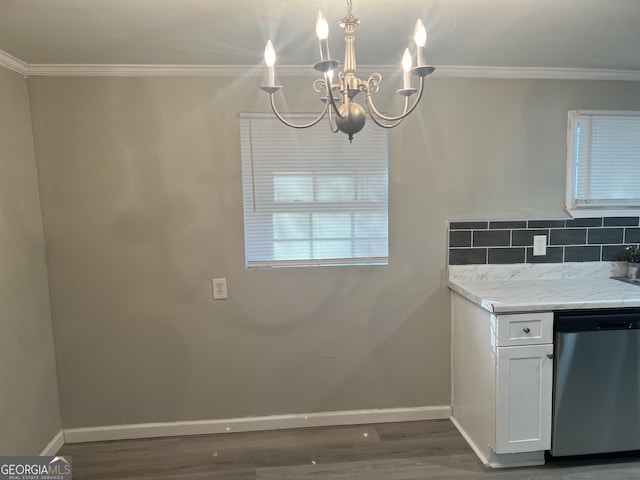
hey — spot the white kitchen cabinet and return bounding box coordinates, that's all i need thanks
[495,343,553,453]
[451,292,553,468]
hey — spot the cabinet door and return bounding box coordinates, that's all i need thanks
[495,344,553,454]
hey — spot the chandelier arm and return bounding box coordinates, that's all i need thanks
[365,96,408,129]
[322,73,341,130]
[269,93,329,129]
[326,82,345,120]
[327,102,340,133]
[368,114,405,130]
[365,76,425,123]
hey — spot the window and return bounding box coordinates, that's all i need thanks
[566,110,640,216]
[239,114,388,267]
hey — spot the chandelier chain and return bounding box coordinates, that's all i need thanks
[346,0,352,16]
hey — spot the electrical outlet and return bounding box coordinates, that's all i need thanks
[212,278,228,299]
[533,235,547,256]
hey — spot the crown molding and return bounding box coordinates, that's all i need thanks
[25,63,640,81]
[25,63,254,77]
[0,49,28,75]
[435,65,640,81]
[2,54,639,81]
[23,64,400,77]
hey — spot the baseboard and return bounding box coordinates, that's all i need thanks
[39,430,64,456]
[450,416,545,468]
[64,405,451,444]
[450,416,490,465]
[487,450,545,469]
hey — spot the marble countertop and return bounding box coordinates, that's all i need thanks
[448,262,640,313]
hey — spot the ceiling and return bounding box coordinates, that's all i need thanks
[1,0,640,71]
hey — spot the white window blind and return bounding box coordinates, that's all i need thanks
[568,111,640,212]
[239,114,388,268]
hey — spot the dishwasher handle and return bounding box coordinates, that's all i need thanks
[596,321,635,330]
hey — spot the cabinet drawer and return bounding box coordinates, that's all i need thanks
[495,312,553,346]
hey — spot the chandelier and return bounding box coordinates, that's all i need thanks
[260,0,434,142]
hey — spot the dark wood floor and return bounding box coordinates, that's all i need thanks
[59,419,640,479]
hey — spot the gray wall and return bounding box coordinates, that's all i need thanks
[0,67,61,454]
[27,74,640,428]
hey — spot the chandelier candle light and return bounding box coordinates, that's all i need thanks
[260,0,435,142]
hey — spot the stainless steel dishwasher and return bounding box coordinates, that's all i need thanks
[551,308,640,457]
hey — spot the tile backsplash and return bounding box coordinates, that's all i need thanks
[448,217,640,265]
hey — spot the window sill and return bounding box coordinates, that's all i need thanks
[565,207,640,218]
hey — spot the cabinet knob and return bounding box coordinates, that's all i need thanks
[547,353,554,359]
[523,327,531,334]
